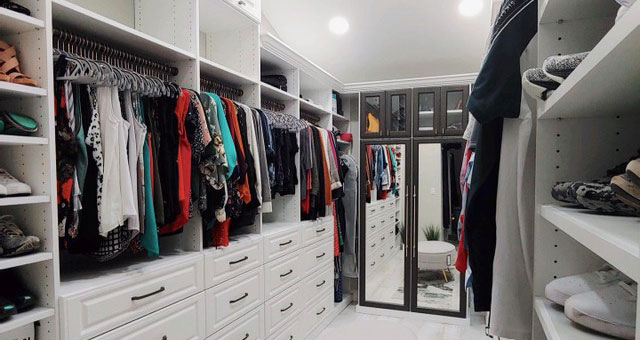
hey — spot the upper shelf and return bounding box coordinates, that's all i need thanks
[540,205,640,281]
[539,5,640,119]
[261,82,298,102]
[52,0,195,62]
[0,7,45,35]
[199,57,258,87]
[0,82,47,98]
[539,0,618,24]
[300,99,332,117]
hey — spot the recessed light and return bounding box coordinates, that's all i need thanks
[329,17,349,35]
[458,0,483,17]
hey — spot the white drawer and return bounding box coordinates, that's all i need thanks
[209,306,265,340]
[205,235,263,288]
[93,293,205,340]
[59,255,204,340]
[264,227,302,263]
[301,220,332,247]
[266,315,301,340]
[224,0,261,23]
[366,231,382,254]
[264,284,303,337]
[366,247,382,275]
[206,267,264,336]
[301,238,332,277]
[302,266,333,303]
[299,292,333,339]
[264,250,303,301]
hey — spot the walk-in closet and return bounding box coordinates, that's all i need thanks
[0,0,638,340]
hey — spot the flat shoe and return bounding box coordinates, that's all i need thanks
[542,52,590,83]
[522,68,559,100]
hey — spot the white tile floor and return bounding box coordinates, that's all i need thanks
[316,305,495,340]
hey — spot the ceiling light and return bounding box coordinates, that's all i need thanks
[458,0,483,17]
[329,17,349,35]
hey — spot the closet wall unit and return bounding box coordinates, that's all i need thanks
[533,1,640,340]
[0,1,358,340]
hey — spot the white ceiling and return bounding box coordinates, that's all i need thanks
[262,0,492,84]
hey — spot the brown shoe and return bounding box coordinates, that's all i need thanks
[626,158,640,187]
[610,174,640,212]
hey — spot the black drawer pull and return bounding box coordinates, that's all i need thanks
[162,336,167,340]
[241,333,249,340]
[371,261,376,266]
[370,243,376,248]
[380,253,385,258]
[316,280,326,288]
[279,240,293,247]
[370,225,376,229]
[131,286,165,301]
[381,220,386,224]
[280,302,294,313]
[316,307,326,316]
[288,336,293,340]
[280,269,294,278]
[229,256,249,265]
[316,252,326,259]
[381,237,385,241]
[315,228,326,233]
[230,292,249,304]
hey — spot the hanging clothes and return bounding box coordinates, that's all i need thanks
[340,154,359,278]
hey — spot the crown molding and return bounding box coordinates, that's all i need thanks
[261,33,344,91]
[342,73,478,93]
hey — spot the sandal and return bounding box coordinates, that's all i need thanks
[0,0,30,16]
[0,40,38,87]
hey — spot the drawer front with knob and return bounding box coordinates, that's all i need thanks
[301,238,332,277]
[93,293,206,340]
[264,250,302,301]
[301,220,332,247]
[264,284,303,337]
[206,267,264,336]
[263,228,301,263]
[302,266,333,303]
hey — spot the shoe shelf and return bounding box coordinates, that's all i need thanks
[0,135,49,146]
[539,0,618,25]
[0,7,45,35]
[0,196,50,207]
[534,298,618,340]
[300,99,332,117]
[0,252,53,271]
[260,82,298,102]
[0,307,55,334]
[541,205,640,282]
[332,113,349,123]
[51,0,196,62]
[0,82,47,98]
[539,4,640,120]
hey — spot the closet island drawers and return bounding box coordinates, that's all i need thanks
[264,250,303,300]
[298,292,333,339]
[301,220,332,247]
[206,266,265,335]
[301,237,333,277]
[264,283,303,337]
[302,266,333,303]
[263,226,302,262]
[208,306,265,340]
[205,234,264,288]
[93,293,206,340]
[59,254,204,340]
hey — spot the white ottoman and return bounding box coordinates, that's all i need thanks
[417,241,456,282]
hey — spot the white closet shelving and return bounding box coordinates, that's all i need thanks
[533,1,640,340]
[0,1,357,339]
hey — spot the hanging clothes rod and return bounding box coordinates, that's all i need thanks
[300,111,321,124]
[52,28,179,78]
[200,77,244,98]
[261,98,286,112]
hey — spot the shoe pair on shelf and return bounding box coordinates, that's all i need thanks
[0,168,31,197]
[551,155,640,216]
[523,52,589,100]
[0,272,36,322]
[0,111,39,136]
[0,40,38,87]
[545,264,637,340]
[0,215,40,257]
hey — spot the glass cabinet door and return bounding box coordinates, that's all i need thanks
[412,87,441,137]
[361,92,385,138]
[386,90,410,137]
[441,86,469,136]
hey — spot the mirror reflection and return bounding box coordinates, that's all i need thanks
[364,144,405,305]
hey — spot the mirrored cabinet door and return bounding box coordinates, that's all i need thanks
[441,86,469,136]
[411,141,466,317]
[386,90,410,137]
[412,87,441,137]
[361,142,409,310]
[361,92,385,138]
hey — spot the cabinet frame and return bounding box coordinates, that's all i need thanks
[385,89,412,138]
[360,91,386,139]
[412,87,442,137]
[440,85,469,137]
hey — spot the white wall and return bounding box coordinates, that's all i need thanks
[417,143,442,241]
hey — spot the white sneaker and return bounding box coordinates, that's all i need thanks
[0,169,31,196]
[545,264,623,306]
[564,281,637,340]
